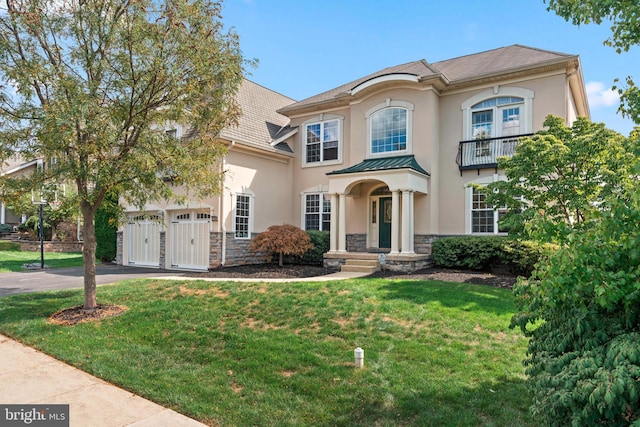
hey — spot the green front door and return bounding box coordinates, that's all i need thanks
[379,197,392,249]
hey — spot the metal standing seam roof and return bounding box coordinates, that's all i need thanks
[326,155,430,176]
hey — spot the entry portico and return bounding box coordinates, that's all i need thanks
[326,155,429,255]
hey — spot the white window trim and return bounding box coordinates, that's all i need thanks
[232,192,254,239]
[366,99,414,158]
[301,114,344,168]
[464,174,508,235]
[461,87,534,140]
[301,188,331,231]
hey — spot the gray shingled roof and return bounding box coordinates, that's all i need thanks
[327,155,430,176]
[220,79,296,153]
[280,45,576,113]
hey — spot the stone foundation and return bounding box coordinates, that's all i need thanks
[346,234,367,252]
[116,231,123,264]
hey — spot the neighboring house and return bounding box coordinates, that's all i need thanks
[0,157,42,227]
[117,45,589,272]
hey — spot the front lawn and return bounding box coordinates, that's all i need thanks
[0,240,83,272]
[0,277,532,426]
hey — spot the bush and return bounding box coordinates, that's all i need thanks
[95,193,118,262]
[511,196,640,425]
[301,230,330,265]
[250,224,314,267]
[432,235,551,276]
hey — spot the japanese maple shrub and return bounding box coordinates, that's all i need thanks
[250,224,314,267]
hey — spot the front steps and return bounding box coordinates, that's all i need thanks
[340,258,380,274]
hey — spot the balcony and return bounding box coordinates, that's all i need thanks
[456,134,533,172]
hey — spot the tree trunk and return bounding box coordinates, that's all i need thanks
[80,201,98,310]
[279,251,283,267]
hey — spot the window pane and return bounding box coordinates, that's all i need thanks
[235,195,250,238]
[323,120,339,142]
[371,108,407,153]
[471,188,494,233]
[501,107,520,136]
[472,110,493,139]
[306,124,320,143]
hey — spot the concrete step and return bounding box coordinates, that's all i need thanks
[341,265,378,274]
[345,259,379,267]
[341,258,380,274]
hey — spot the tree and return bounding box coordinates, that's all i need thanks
[0,0,247,309]
[250,224,314,267]
[510,191,640,425]
[486,115,635,243]
[546,0,640,124]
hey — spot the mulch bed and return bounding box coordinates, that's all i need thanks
[187,264,519,289]
[48,304,128,326]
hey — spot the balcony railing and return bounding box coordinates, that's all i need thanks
[456,133,533,171]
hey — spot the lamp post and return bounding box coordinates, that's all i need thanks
[38,203,44,269]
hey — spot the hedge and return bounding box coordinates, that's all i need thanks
[432,235,553,276]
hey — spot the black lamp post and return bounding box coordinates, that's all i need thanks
[38,203,44,269]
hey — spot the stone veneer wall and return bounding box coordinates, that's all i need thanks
[159,231,166,269]
[346,234,367,252]
[346,234,436,255]
[115,231,123,264]
[214,232,270,267]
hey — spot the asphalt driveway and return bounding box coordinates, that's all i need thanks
[0,264,182,297]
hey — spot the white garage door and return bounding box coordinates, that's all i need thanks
[127,214,161,267]
[170,211,211,270]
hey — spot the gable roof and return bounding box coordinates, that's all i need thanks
[279,45,578,114]
[220,79,296,154]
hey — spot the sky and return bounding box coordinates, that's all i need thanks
[221,0,638,136]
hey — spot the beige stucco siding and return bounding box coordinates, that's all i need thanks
[436,72,570,234]
[223,149,293,233]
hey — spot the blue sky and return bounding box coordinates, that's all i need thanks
[222,0,638,136]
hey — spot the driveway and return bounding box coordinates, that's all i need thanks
[0,264,182,297]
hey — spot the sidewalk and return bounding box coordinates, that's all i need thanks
[0,334,206,427]
[155,270,368,283]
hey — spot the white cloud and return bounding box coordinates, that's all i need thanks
[586,81,619,108]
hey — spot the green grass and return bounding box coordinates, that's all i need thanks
[0,278,532,426]
[0,240,83,272]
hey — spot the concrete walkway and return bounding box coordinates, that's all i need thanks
[0,334,206,427]
[158,270,368,283]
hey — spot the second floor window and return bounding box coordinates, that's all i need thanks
[370,107,407,154]
[305,120,339,164]
[471,97,523,140]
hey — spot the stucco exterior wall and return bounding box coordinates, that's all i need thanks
[436,72,570,235]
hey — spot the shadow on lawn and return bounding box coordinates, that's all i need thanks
[0,290,80,324]
[344,375,531,426]
[378,280,515,316]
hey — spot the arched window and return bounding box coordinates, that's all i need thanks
[461,87,534,141]
[371,108,407,154]
[366,100,414,157]
[471,97,524,140]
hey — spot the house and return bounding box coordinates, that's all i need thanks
[117,45,589,272]
[0,157,43,227]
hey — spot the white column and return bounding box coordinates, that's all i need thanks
[401,190,415,254]
[338,193,347,252]
[329,193,338,252]
[390,190,400,254]
[0,202,5,224]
